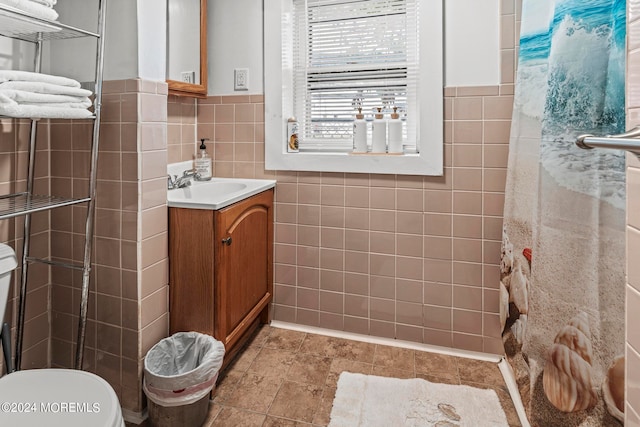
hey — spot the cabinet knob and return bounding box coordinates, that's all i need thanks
[221,237,232,246]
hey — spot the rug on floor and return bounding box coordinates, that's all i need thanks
[329,372,509,427]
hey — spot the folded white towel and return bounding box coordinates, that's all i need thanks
[0,81,92,98]
[0,103,93,119]
[29,0,55,7]
[0,0,58,21]
[0,90,91,107]
[0,70,81,88]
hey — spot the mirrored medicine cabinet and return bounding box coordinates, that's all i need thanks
[166,0,207,97]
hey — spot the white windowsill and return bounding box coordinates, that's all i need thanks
[264,150,442,175]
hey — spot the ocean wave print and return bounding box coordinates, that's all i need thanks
[538,2,626,209]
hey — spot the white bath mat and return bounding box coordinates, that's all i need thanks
[329,372,509,427]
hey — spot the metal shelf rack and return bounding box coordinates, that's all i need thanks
[0,1,107,370]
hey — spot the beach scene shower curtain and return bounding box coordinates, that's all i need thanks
[501,0,626,425]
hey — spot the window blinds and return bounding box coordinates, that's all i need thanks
[292,0,420,152]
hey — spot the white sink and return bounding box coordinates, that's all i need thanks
[167,177,276,210]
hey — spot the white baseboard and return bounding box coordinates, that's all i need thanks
[498,357,531,427]
[269,320,502,362]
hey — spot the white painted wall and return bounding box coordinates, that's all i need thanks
[444,0,501,86]
[208,0,501,95]
[0,39,36,72]
[138,0,166,81]
[208,0,263,95]
[51,0,139,82]
[49,0,164,83]
[0,0,500,91]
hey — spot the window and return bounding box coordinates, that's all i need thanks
[265,0,442,175]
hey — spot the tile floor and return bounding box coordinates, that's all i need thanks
[132,324,521,427]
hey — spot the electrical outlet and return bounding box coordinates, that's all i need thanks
[181,71,195,84]
[234,68,249,91]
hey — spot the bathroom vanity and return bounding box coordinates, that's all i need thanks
[168,184,274,366]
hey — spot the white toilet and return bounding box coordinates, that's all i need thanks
[0,243,125,427]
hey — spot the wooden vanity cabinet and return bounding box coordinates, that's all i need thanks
[169,189,274,364]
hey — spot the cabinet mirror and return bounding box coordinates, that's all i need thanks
[166,0,207,97]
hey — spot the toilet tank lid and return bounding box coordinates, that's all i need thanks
[0,243,17,274]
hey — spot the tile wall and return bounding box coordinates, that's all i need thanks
[626,0,640,423]
[0,119,50,370]
[193,91,512,354]
[47,78,169,414]
[167,95,197,163]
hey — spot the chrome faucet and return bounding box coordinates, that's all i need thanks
[167,169,201,190]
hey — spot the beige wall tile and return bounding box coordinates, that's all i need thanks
[370,297,395,322]
[320,291,343,313]
[452,215,483,239]
[452,238,483,263]
[453,121,483,143]
[141,259,168,299]
[452,309,482,334]
[141,313,169,357]
[140,94,167,122]
[324,268,347,291]
[483,96,514,120]
[629,1,640,416]
[396,301,422,326]
[452,262,483,287]
[453,168,482,191]
[370,275,395,300]
[452,333,483,352]
[628,286,640,353]
[423,259,452,284]
[452,144,482,167]
[344,272,368,296]
[423,305,451,330]
[483,168,508,192]
[628,345,640,420]
[424,282,452,307]
[484,120,512,144]
[629,227,640,292]
[141,286,168,330]
[396,256,423,281]
[453,192,483,215]
[629,168,640,228]
[453,97,483,120]
[320,248,344,271]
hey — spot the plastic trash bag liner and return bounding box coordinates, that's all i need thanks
[143,332,225,406]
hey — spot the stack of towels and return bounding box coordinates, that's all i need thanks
[0,70,94,119]
[0,0,58,21]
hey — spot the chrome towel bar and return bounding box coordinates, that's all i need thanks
[576,126,640,156]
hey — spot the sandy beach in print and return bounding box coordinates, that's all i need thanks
[501,120,625,424]
[501,1,627,419]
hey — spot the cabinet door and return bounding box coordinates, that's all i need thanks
[169,207,215,335]
[214,190,273,350]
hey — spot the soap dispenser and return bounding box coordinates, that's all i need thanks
[388,107,403,153]
[371,107,387,153]
[194,138,212,180]
[352,107,368,153]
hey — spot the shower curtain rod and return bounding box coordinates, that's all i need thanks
[576,126,640,156]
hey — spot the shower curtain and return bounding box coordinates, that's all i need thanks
[501,0,626,426]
